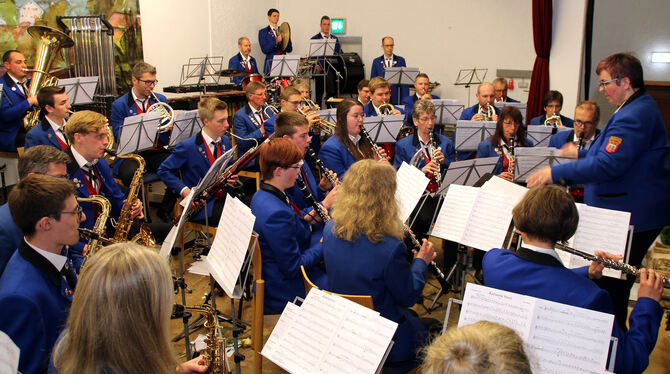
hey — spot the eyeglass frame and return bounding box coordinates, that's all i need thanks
[56,204,83,220]
[138,79,158,86]
[598,78,619,88]
[284,160,304,170]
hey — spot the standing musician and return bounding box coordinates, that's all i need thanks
[258,8,292,75]
[527,53,670,331]
[401,73,439,129]
[233,81,274,160]
[319,99,389,177]
[1,50,37,151]
[0,174,84,374]
[0,145,69,276]
[549,100,601,150]
[311,15,343,104]
[483,185,664,374]
[492,77,520,103]
[529,90,575,127]
[370,36,407,105]
[456,82,501,160]
[363,77,403,116]
[24,86,71,150]
[274,111,338,222]
[476,106,533,182]
[356,79,371,106]
[322,159,436,373]
[110,61,175,222]
[227,37,259,85]
[250,138,327,315]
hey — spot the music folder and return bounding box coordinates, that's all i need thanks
[308,38,337,57]
[269,55,300,78]
[512,147,573,183]
[527,125,571,147]
[362,115,404,143]
[437,156,499,194]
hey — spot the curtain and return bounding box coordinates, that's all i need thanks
[526,0,552,124]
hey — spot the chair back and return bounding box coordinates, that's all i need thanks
[300,265,374,310]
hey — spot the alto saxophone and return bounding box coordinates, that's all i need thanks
[184,305,227,373]
[76,195,111,262]
[112,153,156,246]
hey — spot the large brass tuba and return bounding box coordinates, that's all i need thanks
[23,26,74,130]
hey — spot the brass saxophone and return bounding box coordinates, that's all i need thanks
[76,195,111,261]
[184,305,226,373]
[111,152,156,246]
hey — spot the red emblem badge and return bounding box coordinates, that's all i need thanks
[605,136,622,153]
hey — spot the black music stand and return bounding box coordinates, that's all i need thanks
[169,110,203,148]
[526,125,571,147]
[430,99,464,127]
[268,55,300,79]
[179,56,225,94]
[454,68,487,106]
[308,39,342,105]
[454,120,497,152]
[59,76,99,105]
[116,112,162,155]
[362,115,404,144]
[494,101,527,124]
[513,147,573,183]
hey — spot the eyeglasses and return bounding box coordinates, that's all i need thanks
[574,120,595,127]
[598,78,619,88]
[59,204,83,220]
[251,92,267,97]
[287,100,304,106]
[383,44,394,47]
[284,160,304,170]
[545,104,562,109]
[138,79,158,86]
[418,115,437,123]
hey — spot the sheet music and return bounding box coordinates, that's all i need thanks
[383,67,419,85]
[561,204,631,278]
[192,148,235,196]
[117,112,162,155]
[362,115,404,143]
[462,189,516,251]
[459,284,614,374]
[0,330,19,374]
[187,257,210,276]
[261,302,301,364]
[430,99,463,125]
[527,126,572,147]
[206,195,256,298]
[159,189,195,259]
[438,157,499,192]
[481,175,528,203]
[315,108,337,124]
[514,147,574,183]
[59,76,99,105]
[170,110,203,147]
[494,101,527,123]
[454,120,497,151]
[395,162,430,223]
[269,54,300,77]
[431,184,479,242]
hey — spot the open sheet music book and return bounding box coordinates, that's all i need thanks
[395,162,430,223]
[459,283,614,374]
[262,289,397,374]
[454,120,497,151]
[513,147,574,183]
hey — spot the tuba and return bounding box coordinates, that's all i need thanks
[23,26,74,130]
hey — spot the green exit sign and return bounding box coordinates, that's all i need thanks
[331,18,345,34]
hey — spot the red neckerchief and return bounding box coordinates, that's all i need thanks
[300,167,315,196]
[288,201,303,216]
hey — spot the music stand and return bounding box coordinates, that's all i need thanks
[268,55,300,78]
[169,110,203,148]
[431,99,464,125]
[314,108,337,124]
[494,101,527,124]
[527,125,572,147]
[179,56,224,94]
[308,38,342,103]
[116,112,162,155]
[362,115,404,143]
[437,157,499,193]
[454,120,497,152]
[384,67,419,88]
[59,76,99,105]
[513,147,573,183]
[454,68,487,106]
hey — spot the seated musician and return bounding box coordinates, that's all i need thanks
[275,111,337,221]
[0,145,69,276]
[356,79,370,106]
[228,37,259,85]
[264,86,318,131]
[322,159,436,373]
[456,82,500,160]
[421,321,532,374]
[258,8,292,75]
[483,185,664,374]
[157,97,233,224]
[476,106,534,182]
[529,90,575,127]
[493,77,520,103]
[549,100,601,150]
[292,78,318,109]
[292,78,323,154]
[110,61,175,222]
[401,73,439,128]
[370,36,408,105]
[24,86,71,150]
[233,81,275,159]
[1,50,37,151]
[50,243,207,374]
[363,77,403,117]
[250,138,327,314]
[0,174,84,374]
[319,99,389,177]
[394,100,454,237]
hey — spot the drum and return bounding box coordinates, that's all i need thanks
[242,74,263,90]
[332,53,364,95]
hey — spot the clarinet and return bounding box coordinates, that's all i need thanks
[554,242,670,288]
[359,125,385,160]
[428,130,442,189]
[295,178,330,223]
[577,132,586,150]
[305,146,340,186]
[403,225,451,291]
[508,135,516,176]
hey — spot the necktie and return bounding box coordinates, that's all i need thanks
[59,249,76,290]
[211,141,220,159]
[20,81,29,97]
[57,127,68,144]
[82,164,99,191]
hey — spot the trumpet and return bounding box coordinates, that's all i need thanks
[543,114,563,127]
[147,91,175,132]
[378,103,395,115]
[266,104,280,115]
[477,104,494,121]
[304,97,320,110]
[297,106,336,135]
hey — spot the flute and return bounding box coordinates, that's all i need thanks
[554,242,670,288]
[403,225,451,291]
[295,178,330,223]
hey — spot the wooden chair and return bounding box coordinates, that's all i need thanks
[16,147,24,158]
[300,265,374,310]
[229,125,261,191]
[250,236,264,374]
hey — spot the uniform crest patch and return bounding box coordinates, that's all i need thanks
[605,136,622,153]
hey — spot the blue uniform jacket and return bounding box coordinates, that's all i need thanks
[477,137,534,175]
[233,104,275,158]
[483,248,663,374]
[322,220,428,362]
[370,55,407,105]
[157,132,231,222]
[284,161,325,216]
[0,203,22,275]
[401,93,439,128]
[258,26,293,75]
[551,91,670,232]
[0,74,31,151]
[393,131,455,171]
[0,240,81,374]
[227,53,259,84]
[529,114,574,128]
[318,135,358,178]
[24,118,68,150]
[250,185,326,315]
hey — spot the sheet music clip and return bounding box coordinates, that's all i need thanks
[513,147,573,183]
[384,66,419,86]
[169,109,204,148]
[58,76,99,105]
[363,115,404,143]
[117,112,162,155]
[454,120,497,152]
[430,99,464,125]
[308,38,337,57]
[526,125,572,147]
[268,54,300,78]
[494,101,527,124]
